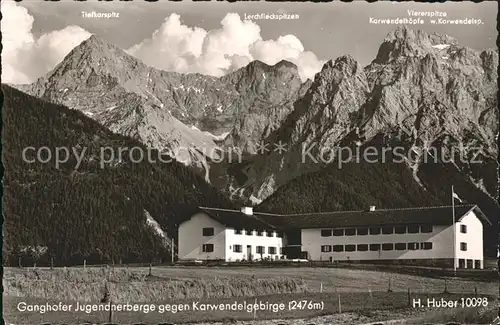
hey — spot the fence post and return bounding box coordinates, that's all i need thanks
[108,300,113,323]
[84,259,86,269]
[474,286,478,297]
[444,278,449,293]
[407,288,411,306]
[101,278,113,324]
[387,276,393,292]
[18,257,22,268]
[171,237,175,265]
[320,282,323,293]
[149,263,152,276]
[253,298,257,320]
[338,293,342,313]
[51,257,54,270]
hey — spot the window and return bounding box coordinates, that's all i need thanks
[460,225,467,234]
[395,226,406,234]
[460,242,467,251]
[459,258,465,268]
[279,247,284,255]
[235,229,242,235]
[256,246,265,254]
[407,225,419,234]
[202,227,214,236]
[369,227,381,235]
[382,243,394,251]
[266,231,274,237]
[332,228,344,236]
[420,225,433,233]
[395,243,406,250]
[369,244,381,251]
[357,227,368,235]
[256,230,263,236]
[345,244,356,252]
[268,247,277,254]
[382,226,394,234]
[407,242,419,250]
[344,228,356,236]
[202,244,214,252]
[421,242,433,250]
[276,231,283,238]
[233,244,242,253]
[321,229,332,237]
[321,245,332,252]
[245,229,253,235]
[357,244,368,251]
[332,245,344,252]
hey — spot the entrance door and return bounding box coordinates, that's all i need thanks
[246,245,252,261]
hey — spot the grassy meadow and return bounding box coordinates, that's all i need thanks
[3,265,498,324]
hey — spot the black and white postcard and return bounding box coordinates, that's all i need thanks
[1,0,499,324]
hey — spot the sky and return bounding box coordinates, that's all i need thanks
[1,0,497,84]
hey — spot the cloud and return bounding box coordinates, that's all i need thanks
[1,1,91,84]
[1,5,323,84]
[128,13,324,81]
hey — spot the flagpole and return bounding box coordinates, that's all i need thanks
[452,185,456,273]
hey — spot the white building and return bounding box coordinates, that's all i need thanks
[178,204,491,269]
[178,207,285,262]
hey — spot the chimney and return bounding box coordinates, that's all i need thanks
[369,205,376,211]
[241,207,253,215]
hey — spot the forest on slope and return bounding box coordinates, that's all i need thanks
[2,85,235,266]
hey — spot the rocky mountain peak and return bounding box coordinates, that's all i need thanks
[245,59,270,70]
[61,35,127,67]
[386,26,458,46]
[226,59,301,87]
[31,33,151,101]
[373,27,460,64]
[275,59,298,70]
[220,59,305,154]
[79,34,111,50]
[313,55,363,87]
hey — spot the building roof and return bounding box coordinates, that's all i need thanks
[190,204,491,230]
[196,207,279,230]
[257,204,491,229]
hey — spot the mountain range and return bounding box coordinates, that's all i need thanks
[5,26,499,262]
[17,35,310,186]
